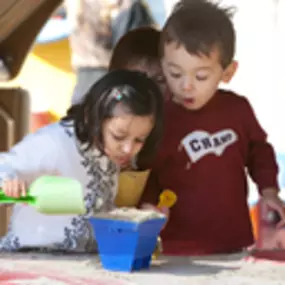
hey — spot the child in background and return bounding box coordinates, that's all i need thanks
[109,27,168,207]
[0,70,163,252]
[139,0,285,255]
[110,27,167,96]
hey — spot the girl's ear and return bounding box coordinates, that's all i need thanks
[222,60,238,83]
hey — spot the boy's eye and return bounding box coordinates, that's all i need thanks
[196,75,209,81]
[135,138,145,144]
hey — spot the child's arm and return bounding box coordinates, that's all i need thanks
[0,130,58,187]
[241,97,279,193]
[241,98,285,224]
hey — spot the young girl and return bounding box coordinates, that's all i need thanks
[0,69,163,252]
[108,27,167,207]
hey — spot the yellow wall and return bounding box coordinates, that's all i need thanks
[0,38,75,118]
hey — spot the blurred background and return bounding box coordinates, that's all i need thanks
[0,0,285,204]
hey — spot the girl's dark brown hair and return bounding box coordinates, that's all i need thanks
[62,69,164,166]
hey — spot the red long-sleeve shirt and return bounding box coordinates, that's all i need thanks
[139,90,279,255]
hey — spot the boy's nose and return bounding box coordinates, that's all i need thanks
[182,78,194,92]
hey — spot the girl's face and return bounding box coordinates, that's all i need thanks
[102,105,154,167]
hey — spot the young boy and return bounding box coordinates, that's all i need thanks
[109,27,167,207]
[139,0,285,255]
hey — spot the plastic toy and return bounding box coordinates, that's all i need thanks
[89,212,167,272]
[157,189,177,209]
[0,176,85,215]
[153,189,177,259]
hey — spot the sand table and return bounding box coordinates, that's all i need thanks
[1,252,285,284]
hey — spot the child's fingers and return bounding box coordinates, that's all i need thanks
[277,219,285,228]
[12,180,21,197]
[2,179,25,198]
[141,203,158,212]
[275,208,285,228]
[2,180,13,197]
[141,204,169,215]
[264,198,285,228]
[19,180,27,196]
[159,207,170,217]
[141,204,169,230]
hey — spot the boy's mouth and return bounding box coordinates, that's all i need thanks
[183,98,195,105]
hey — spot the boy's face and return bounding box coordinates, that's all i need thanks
[161,42,236,110]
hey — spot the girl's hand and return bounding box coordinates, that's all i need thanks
[262,188,285,228]
[2,179,27,198]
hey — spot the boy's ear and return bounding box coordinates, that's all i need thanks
[222,60,238,83]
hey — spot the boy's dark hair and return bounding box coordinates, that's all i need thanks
[109,27,161,71]
[62,70,164,166]
[161,0,236,68]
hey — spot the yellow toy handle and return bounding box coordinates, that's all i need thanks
[152,189,177,259]
[157,189,177,209]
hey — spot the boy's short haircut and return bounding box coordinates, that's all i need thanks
[109,27,161,71]
[160,0,236,69]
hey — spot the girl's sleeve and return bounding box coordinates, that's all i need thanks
[0,130,58,186]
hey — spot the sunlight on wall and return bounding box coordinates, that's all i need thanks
[0,38,75,119]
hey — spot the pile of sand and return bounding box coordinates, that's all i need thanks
[93,207,165,223]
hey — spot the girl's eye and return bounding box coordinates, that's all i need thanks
[196,75,209,81]
[112,134,125,141]
[169,72,181,78]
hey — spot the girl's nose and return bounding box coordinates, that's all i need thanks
[121,141,134,155]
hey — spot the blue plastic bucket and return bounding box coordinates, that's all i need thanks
[89,216,166,272]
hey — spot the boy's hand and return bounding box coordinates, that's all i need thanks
[141,203,170,217]
[2,179,27,198]
[262,188,285,228]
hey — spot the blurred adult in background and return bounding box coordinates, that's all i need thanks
[65,0,117,105]
[65,0,155,105]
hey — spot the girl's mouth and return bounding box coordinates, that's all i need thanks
[117,156,130,166]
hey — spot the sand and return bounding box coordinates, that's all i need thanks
[0,252,285,284]
[93,208,165,222]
